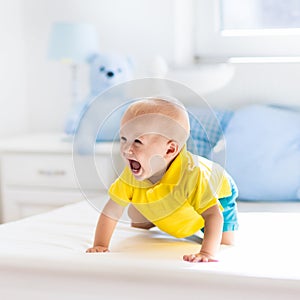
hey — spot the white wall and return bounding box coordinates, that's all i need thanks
[205,62,300,109]
[0,0,28,138]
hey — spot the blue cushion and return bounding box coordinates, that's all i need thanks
[186,106,233,158]
[212,105,300,201]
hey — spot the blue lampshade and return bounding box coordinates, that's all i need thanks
[48,22,98,63]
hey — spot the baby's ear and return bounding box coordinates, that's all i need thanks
[166,141,179,159]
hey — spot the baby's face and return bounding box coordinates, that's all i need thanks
[120,115,172,182]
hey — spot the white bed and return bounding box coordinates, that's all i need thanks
[1,199,300,300]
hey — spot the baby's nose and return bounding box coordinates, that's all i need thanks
[122,143,133,156]
[107,71,114,77]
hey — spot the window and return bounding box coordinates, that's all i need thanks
[195,0,300,60]
[221,0,300,32]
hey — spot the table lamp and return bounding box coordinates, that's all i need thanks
[48,22,98,104]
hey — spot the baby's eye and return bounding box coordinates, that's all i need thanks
[120,137,127,143]
[134,139,142,144]
[99,66,105,72]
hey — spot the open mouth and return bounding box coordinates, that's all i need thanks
[129,159,142,175]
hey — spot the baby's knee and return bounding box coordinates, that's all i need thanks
[131,222,155,230]
[221,231,235,245]
[128,205,155,230]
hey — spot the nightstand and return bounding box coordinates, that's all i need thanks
[0,133,123,223]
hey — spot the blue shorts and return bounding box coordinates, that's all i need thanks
[219,176,239,232]
[201,176,239,233]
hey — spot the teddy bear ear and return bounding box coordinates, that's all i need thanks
[86,53,99,64]
[126,56,134,69]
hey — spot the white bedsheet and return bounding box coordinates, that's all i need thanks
[1,200,300,300]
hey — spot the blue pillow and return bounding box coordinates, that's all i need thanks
[186,106,233,158]
[212,105,300,201]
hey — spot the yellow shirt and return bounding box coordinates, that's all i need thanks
[109,146,232,238]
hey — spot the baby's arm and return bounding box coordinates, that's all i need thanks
[86,199,125,253]
[183,204,223,262]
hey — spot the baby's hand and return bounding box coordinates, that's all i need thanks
[183,252,218,263]
[86,246,109,253]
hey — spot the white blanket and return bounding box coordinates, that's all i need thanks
[1,201,300,300]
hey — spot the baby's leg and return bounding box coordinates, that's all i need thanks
[128,205,155,230]
[221,231,235,245]
[219,176,239,246]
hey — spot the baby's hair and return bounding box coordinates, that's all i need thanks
[121,97,190,148]
[124,97,190,131]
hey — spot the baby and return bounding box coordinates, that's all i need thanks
[86,97,239,262]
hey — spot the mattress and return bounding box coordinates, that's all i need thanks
[1,200,300,300]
